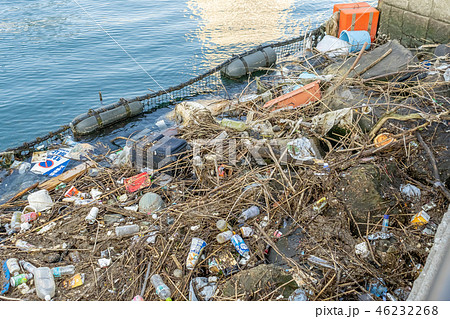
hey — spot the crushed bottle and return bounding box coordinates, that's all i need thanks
[35,267,56,301]
[237,206,260,223]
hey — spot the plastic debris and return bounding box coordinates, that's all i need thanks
[189,277,217,301]
[400,184,421,201]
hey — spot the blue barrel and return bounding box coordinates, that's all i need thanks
[339,30,371,52]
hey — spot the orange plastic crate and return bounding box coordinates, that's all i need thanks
[338,7,379,42]
[333,2,371,14]
[262,80,321,112]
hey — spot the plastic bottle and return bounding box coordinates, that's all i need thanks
[115,224,140,237]
[216,219,231,232]
[21,211,41,223]
[10,211,22,232]
[10,273,33,287]
[150,274,172,301]
[20,260,37,274]
[6,258,21,276]
[132,295,144,301]
[219,119,248,132]
[381,215,389,233]
[52,265,75,277]
[216,230,234,243]
[15,239,36,251]
[230,234,250,258]
[85,207,99,224]
[237,206,260,223]
[35,267,56,301]
[240,226,254,237]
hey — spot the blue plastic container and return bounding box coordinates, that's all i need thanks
[339,30,371,52]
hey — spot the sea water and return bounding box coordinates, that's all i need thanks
[0,0,376,150]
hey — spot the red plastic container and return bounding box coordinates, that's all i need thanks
[338,6,379,42]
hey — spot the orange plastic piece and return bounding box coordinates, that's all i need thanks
[374,133,394,148]
[338,7,379,42]
[333,2,371,14]
[411,211,430,227]
[263,80,321,112]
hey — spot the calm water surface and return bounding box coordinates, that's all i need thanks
[0,0,376,150]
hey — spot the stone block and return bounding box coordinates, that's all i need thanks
[427,19,450,44]
[389,6,404,28]
[431,0,450,23]
[388,24,404,41]
[383,0,408,10]
[403,11,429,39]
[378,3,391,35]
[408,0,433,16]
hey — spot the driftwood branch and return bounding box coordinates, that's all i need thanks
[415,132,450,201]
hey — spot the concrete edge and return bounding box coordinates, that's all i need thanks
[408,205,450,300]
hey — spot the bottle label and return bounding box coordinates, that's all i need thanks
[10,274,29,287]
[53,268,61,277]
[231,235,250,257]
[155,285,165,295]
[186,238,206,269]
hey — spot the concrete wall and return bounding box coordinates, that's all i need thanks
[378,0,450,47]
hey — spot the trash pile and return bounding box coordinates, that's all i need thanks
[1,6,450,301]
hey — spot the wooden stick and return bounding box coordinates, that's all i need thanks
[39,160,95,191]
[314,273,336,301]
[325,42,368,98]
[356,48,392,76]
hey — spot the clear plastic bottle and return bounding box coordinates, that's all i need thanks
[237,206,260,223]
[216,219,231,232]
[35,267,56,301]
[6,258,21,276]
[150,274,172,301]
[20,260,37,274]
[381,214,389,233]
[219,119,248,132]
[85,207,99,224]
[21,211,41,223]
[115,224,140,237]
[15,239,36,251]
[216,230,234,243]
[51,265,75,277]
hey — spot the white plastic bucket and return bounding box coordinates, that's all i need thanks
[339,30,371,52]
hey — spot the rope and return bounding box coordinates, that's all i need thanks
[71,0,175,102]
